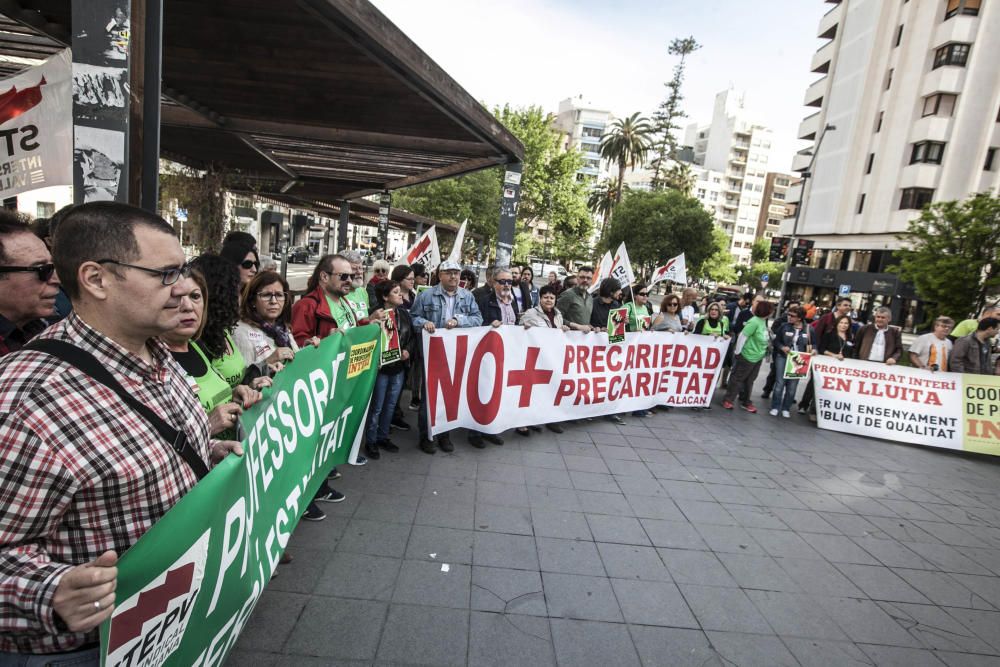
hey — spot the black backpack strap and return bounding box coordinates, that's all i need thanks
[24,338,210,480]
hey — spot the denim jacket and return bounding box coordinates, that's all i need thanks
[410,284,483,329]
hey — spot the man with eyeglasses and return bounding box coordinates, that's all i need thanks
[556,265,596,332]
[0,202,242,662]
[0,211,61,356]
[340,250,370,323]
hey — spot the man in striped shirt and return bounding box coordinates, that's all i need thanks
[0,202,242,661]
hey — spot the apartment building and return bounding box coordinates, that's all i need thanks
[756,173,800,241]
[554,96,614,184]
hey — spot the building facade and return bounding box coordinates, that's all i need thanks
[785,0,999,320]
[554,96,614,184]
[756,173,799,241]
[684,89,774,265]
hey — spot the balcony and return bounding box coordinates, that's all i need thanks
[722,200,738,210]
[910,114,953,144]
[817,1,842,40]
[921,66,966,97]
[798,111,821,141]
[729,155,747,166]
[900,163,942,190]
[811,39,835,74]
[792,149,813,173]
[804,75,829,107]
[934,14,979,47]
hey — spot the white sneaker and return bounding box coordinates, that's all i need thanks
[768,408,779,417]
[781,410,791,419]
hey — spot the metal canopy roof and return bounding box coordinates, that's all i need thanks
[0,0,523,210]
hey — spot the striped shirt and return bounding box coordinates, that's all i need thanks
[0,313,213,654]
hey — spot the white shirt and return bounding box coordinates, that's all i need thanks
[443,290,457,322]
[233,321,299,371]
[868,327,887,362]
[909,333,952,369]
[681,305,697,331]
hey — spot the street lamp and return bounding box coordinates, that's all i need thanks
[776,123,836,318]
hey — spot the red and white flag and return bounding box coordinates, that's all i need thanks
[405,226,440,270]
[650,253,687,286]
[590,243,635,293]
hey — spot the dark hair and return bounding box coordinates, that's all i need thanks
[660,294,680,312]
[390,264,413,282]
[375,279,400,309]
[306,253,349,292]
[563,275,577,289]
[787,306,805,319]
[741,292,755,303]
[190,254,241,359]
[241,271,291,325]
[539,283,559,298]
[834,314,853,333]
[598,277,621,299]
[223,230,257,249]
[220,239,257,267]
[53,202,177,299]
[30,217,50,243]
[521,266,534,281]
[411,263,427,278]
[577,265,593,274]
[836,297,852,307]
[752,300,773,318]
[0,209,32,265]
[978,317,999,331]
[460,268,477,287]
[630,283,648,302]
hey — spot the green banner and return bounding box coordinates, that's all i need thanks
[100,326,380,667]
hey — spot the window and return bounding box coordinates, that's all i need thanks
[712,176,721,183]
[35,201,55,217]
[933,43,971,69]
[866,153,875,174]
[945,0,981,19]
[900,187,935,210]
[697,188,706,198]
[885,68,894,90]
[895,24,904,47]
[876,111,884,133]
[986,147,997,171]
[776,177,789,187]
[755,184,764,192]
[709,192,718,201]
[922,93,958,117]
[744,183,753,191]
[773,192,786,200]
[581,126,603,139]
[911,141,946,164]
[857,193,866,214]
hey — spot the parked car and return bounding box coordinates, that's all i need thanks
[287,246,311,263]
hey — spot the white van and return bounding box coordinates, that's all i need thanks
[531,262,567,280]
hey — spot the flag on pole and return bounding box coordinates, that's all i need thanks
[649,253,687,286]
[405,226,441,270]
[589,250,613,293]
[446,219,467,264]
[608,242,636,288]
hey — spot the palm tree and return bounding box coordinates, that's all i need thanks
[663,162,696,196]
[599,113,653,202]
[587,179,621,232]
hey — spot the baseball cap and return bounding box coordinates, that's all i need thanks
[439,260,462,272]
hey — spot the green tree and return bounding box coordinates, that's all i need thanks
[892,192,1000,320]
[649,37,701,191]
[599,112,653,203]
[159,162,256,252]
[700,227,739,284]
[662,162,696,196]
[601,190,716,278]
[587,178,621,232]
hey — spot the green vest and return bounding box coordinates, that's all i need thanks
[209,331,247,389]
[188,341,233,412]
[626,302,651,332]
[699,318,728,336]
[345,286,369,322]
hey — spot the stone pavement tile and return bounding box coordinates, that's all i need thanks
[747,528,824,560]
[696,523,766,555]
[750,487,810,509]
[675,451,719,468]
[392,559,471,609]
[892,568,995,609]
[657,548,737,587]
[628,434,668,450]
[597,443,642,461]
[351,491,419,525]
[865,516,942,543]
[542,572,623,622]
[604,458,653,478]
[717,553,803,593]
[942,607,1000,654]
[611,578,698,627]
[728,469,781,489]
[779,557,866,597]
[569,470,620,493]
[704,483,760,506]
[335,518,410,558]
[475,480,529,508]
[286,516,349,551]
[597,542,672,581]
[660,479,714,501]
[550,619,641,667]
[811,596,922,647]
[876,601,997,654]
[405,525,474,564]
[585,514,650,545]
[423,474,477,502]
[705,631,798,667]
[376,603,468,666]
[471,566,546,616]
[414,495,476,530]
[564,455,610,474]
[674,499,738,526]
[881,499,951,523]
[831,563,930,604]
[524,466,574,489]
[724,505,787,530]
[629,626,721,667]
[689,468,743,487]
[233,590,307,653]
[711,454,761,472]
[267,547,327,595]
[476,461,527,485]
[772,508,842,535]
[468,611,555,667]
[857,644,948,666]
[852,535,935,570]
[474,503,532,536]
[745,590,848,640]
[427,457,478,480]
[783,638,872,667]
[626,494,686,521]
[285,596,387,660]
[835,495,900,518]
[223,650,278,666]
[522,451,567,470]
[559,441,602,458]
[530,508,592,541]
[473,532,538,570]
[526,485,580,512]
[577,489,636,516]
[616,475,671,497]
[678,584,773,634]
[638,448,685,465]
[355,470,424,498]
[903,541,995,576]
[800,532,882,565]
[958,546,1000,577]
[644,461,699,482]
[314,552,401,600]
[640,519,709,550]
[536,537,605,576]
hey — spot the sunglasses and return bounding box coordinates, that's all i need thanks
[496,279,514,285]
[375,268,388,274]
[666,302,679,307]
[327,272,353,281]
[0,263,56,281]
[637,292,649,297]
[240,259,260,270]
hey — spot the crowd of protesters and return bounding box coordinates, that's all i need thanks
[0,200,998,663]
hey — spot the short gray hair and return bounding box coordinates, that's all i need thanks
[875,306,892,316]
[341,250,362,264]
[934,316,955,328]
[492,266,512,281]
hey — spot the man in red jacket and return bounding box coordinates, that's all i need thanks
[291,254,382,346]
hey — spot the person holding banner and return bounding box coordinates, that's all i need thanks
[556,266,596,332]
[652,294,685,333]
[722,299,772,412]
[950,317,999,375]
[625,284,653,333]
[189,255,254,390]
[392,264,417,310]
[233,272,305,376]
[908,316,954,372]
[0,203,243,661]
[341,250,371,323]
[518,266,540,309]
[590,278,628,425]
[769,306,812,418]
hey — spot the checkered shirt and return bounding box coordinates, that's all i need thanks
[0,313,214,654]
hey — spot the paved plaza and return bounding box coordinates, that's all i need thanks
[229,380,1000,667]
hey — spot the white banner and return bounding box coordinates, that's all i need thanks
[405,225,440,270]
[650,253,687,287]
[446,219,467,264]
[589,250,613,294]
[608,242,635,289]
[423,327,729,435]
[0,49,72,198]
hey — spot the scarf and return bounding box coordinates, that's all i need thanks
[253,314,291,349]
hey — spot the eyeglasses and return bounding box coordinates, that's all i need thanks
[0,263,56,281]
[666,303,679,308]
[637,292,649,297]
[240,259,260,271]
[375,268,388,274]
[325,271,353,281]
[97,259,190,286]
[496,279,514,285]
[256,291,287,302]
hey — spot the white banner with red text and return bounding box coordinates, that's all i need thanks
[423,327,729,436]
[811,357,1000,456]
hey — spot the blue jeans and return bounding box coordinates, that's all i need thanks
[770,357,800,412]
[0,646,99,666]
[367,371,405,443]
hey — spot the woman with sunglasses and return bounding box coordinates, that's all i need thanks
[234,272,308,376]
[652,295,684,332]
[220,239,259,288]
[625,283,653,332]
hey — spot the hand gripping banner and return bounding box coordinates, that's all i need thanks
[423,327,729,436]
[100,326,380,667]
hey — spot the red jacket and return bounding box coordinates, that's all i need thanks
[291,286,337,346]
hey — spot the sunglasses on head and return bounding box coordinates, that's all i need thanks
[0,263,56,281]
[240,259,260,270]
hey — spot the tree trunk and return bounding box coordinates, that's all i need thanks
[616,161,626,203]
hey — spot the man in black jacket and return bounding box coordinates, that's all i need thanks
[762,300,800,398]
[476,267,520,326]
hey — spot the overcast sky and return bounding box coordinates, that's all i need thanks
[370,0,830,173]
